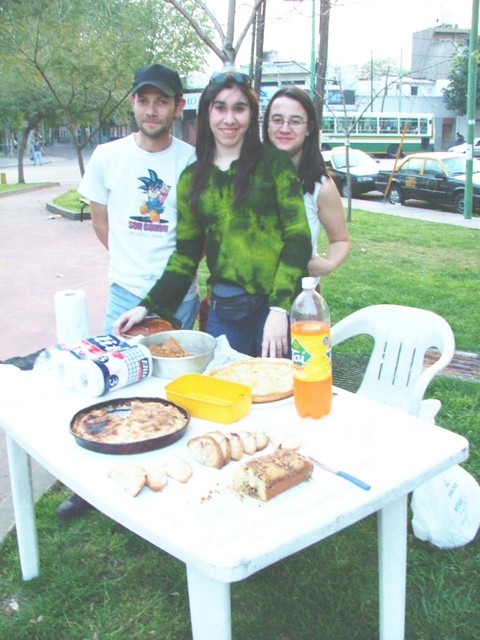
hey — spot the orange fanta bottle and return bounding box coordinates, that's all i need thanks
[290,277,332,419]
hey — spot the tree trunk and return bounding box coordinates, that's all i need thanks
[17,123,39,184]
[63,110,85,176]
[224,0,236,63]
[252,0,266,94]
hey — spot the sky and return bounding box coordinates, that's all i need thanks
[203,0,474,70]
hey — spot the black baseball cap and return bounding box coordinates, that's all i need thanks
[131,63,183,97]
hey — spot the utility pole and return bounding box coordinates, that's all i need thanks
[314,0,330,125]
[310,0,316,97]
[464,0,479,220]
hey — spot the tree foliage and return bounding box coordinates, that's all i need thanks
[0,63,61,182]
[0,0,209,176]
[442,44,480,116]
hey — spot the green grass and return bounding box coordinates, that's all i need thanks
[0,183,49,194]
[51,188,83,212]
[0,208,479,640]
[319,210,480,350]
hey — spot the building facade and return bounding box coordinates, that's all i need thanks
[179,24,477,152]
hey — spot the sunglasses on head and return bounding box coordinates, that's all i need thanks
[209,71,251,86]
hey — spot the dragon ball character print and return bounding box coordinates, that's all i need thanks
[133,169,171,223]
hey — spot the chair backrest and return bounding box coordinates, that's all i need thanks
[330,304,455,416]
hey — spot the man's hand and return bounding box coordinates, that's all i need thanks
[261,309,289,358]
[112,306,148,336]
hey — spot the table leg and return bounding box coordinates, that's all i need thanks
[186,565,231,640]
[377,495,408,640]
[6,435,39,580]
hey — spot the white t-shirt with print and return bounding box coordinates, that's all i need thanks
[79,133,198,300]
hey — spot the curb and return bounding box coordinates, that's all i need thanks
[46,201,91,221]
[0,183,89,221]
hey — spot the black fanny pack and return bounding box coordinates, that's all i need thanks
[211,283,268,324]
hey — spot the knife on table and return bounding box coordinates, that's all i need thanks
[308,456,371,491]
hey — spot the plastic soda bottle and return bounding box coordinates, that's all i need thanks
[290,277,332,419]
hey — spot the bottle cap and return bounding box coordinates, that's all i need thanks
[302,277,316,289]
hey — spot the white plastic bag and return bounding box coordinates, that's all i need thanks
[411,465,480,549]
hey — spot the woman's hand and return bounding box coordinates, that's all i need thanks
[112,306,148,336]
[261,309,289,358]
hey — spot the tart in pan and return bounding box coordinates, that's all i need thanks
[70,396,189,454]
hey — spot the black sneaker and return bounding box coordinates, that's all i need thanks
[56,493,93,520]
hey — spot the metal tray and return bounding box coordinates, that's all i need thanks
[70,396,189,455]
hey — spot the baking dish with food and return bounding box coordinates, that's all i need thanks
[70,396,190,454]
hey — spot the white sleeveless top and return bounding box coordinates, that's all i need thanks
[303,179,323,254]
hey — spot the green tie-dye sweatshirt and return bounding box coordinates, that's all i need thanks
[141,145,311,317]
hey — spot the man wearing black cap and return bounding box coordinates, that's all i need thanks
[79,62,199,336]
[60,64,200,520]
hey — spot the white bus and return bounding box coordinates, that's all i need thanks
[320,112,435,158]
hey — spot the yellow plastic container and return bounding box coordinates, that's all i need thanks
[164,373,252,424]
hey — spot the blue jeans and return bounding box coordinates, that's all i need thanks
[206,290,270,357]
[103,283,200,334]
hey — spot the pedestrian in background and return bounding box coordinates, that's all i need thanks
[33,139,43,165]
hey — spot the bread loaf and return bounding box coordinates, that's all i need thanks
[187,430,271,467]
[233,450,313,501]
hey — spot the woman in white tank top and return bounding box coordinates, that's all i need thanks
[263,87,349,279]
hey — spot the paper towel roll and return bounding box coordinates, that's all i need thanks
[55,290,90,346]
[51,349,79,390]
[73,359,106,397]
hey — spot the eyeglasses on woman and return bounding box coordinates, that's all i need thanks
[269,115,307,129]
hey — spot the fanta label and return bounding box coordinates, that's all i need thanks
[291,330,331,382]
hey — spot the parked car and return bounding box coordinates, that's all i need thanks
[375,152,480,214]
[448,137,480,157]
[323,146,380,197]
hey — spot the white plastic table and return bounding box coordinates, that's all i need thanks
[0,366,468,640]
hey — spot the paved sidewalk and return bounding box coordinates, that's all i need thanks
[347,194,480,229]
[0,163,479,544]
[0,183,108,542]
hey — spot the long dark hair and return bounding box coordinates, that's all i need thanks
[263,86,327,194]
[190,73,262,212]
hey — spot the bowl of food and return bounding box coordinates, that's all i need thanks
[123,316,181,338]
[141,330,217,379]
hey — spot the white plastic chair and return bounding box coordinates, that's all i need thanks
[330,304,455,422]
